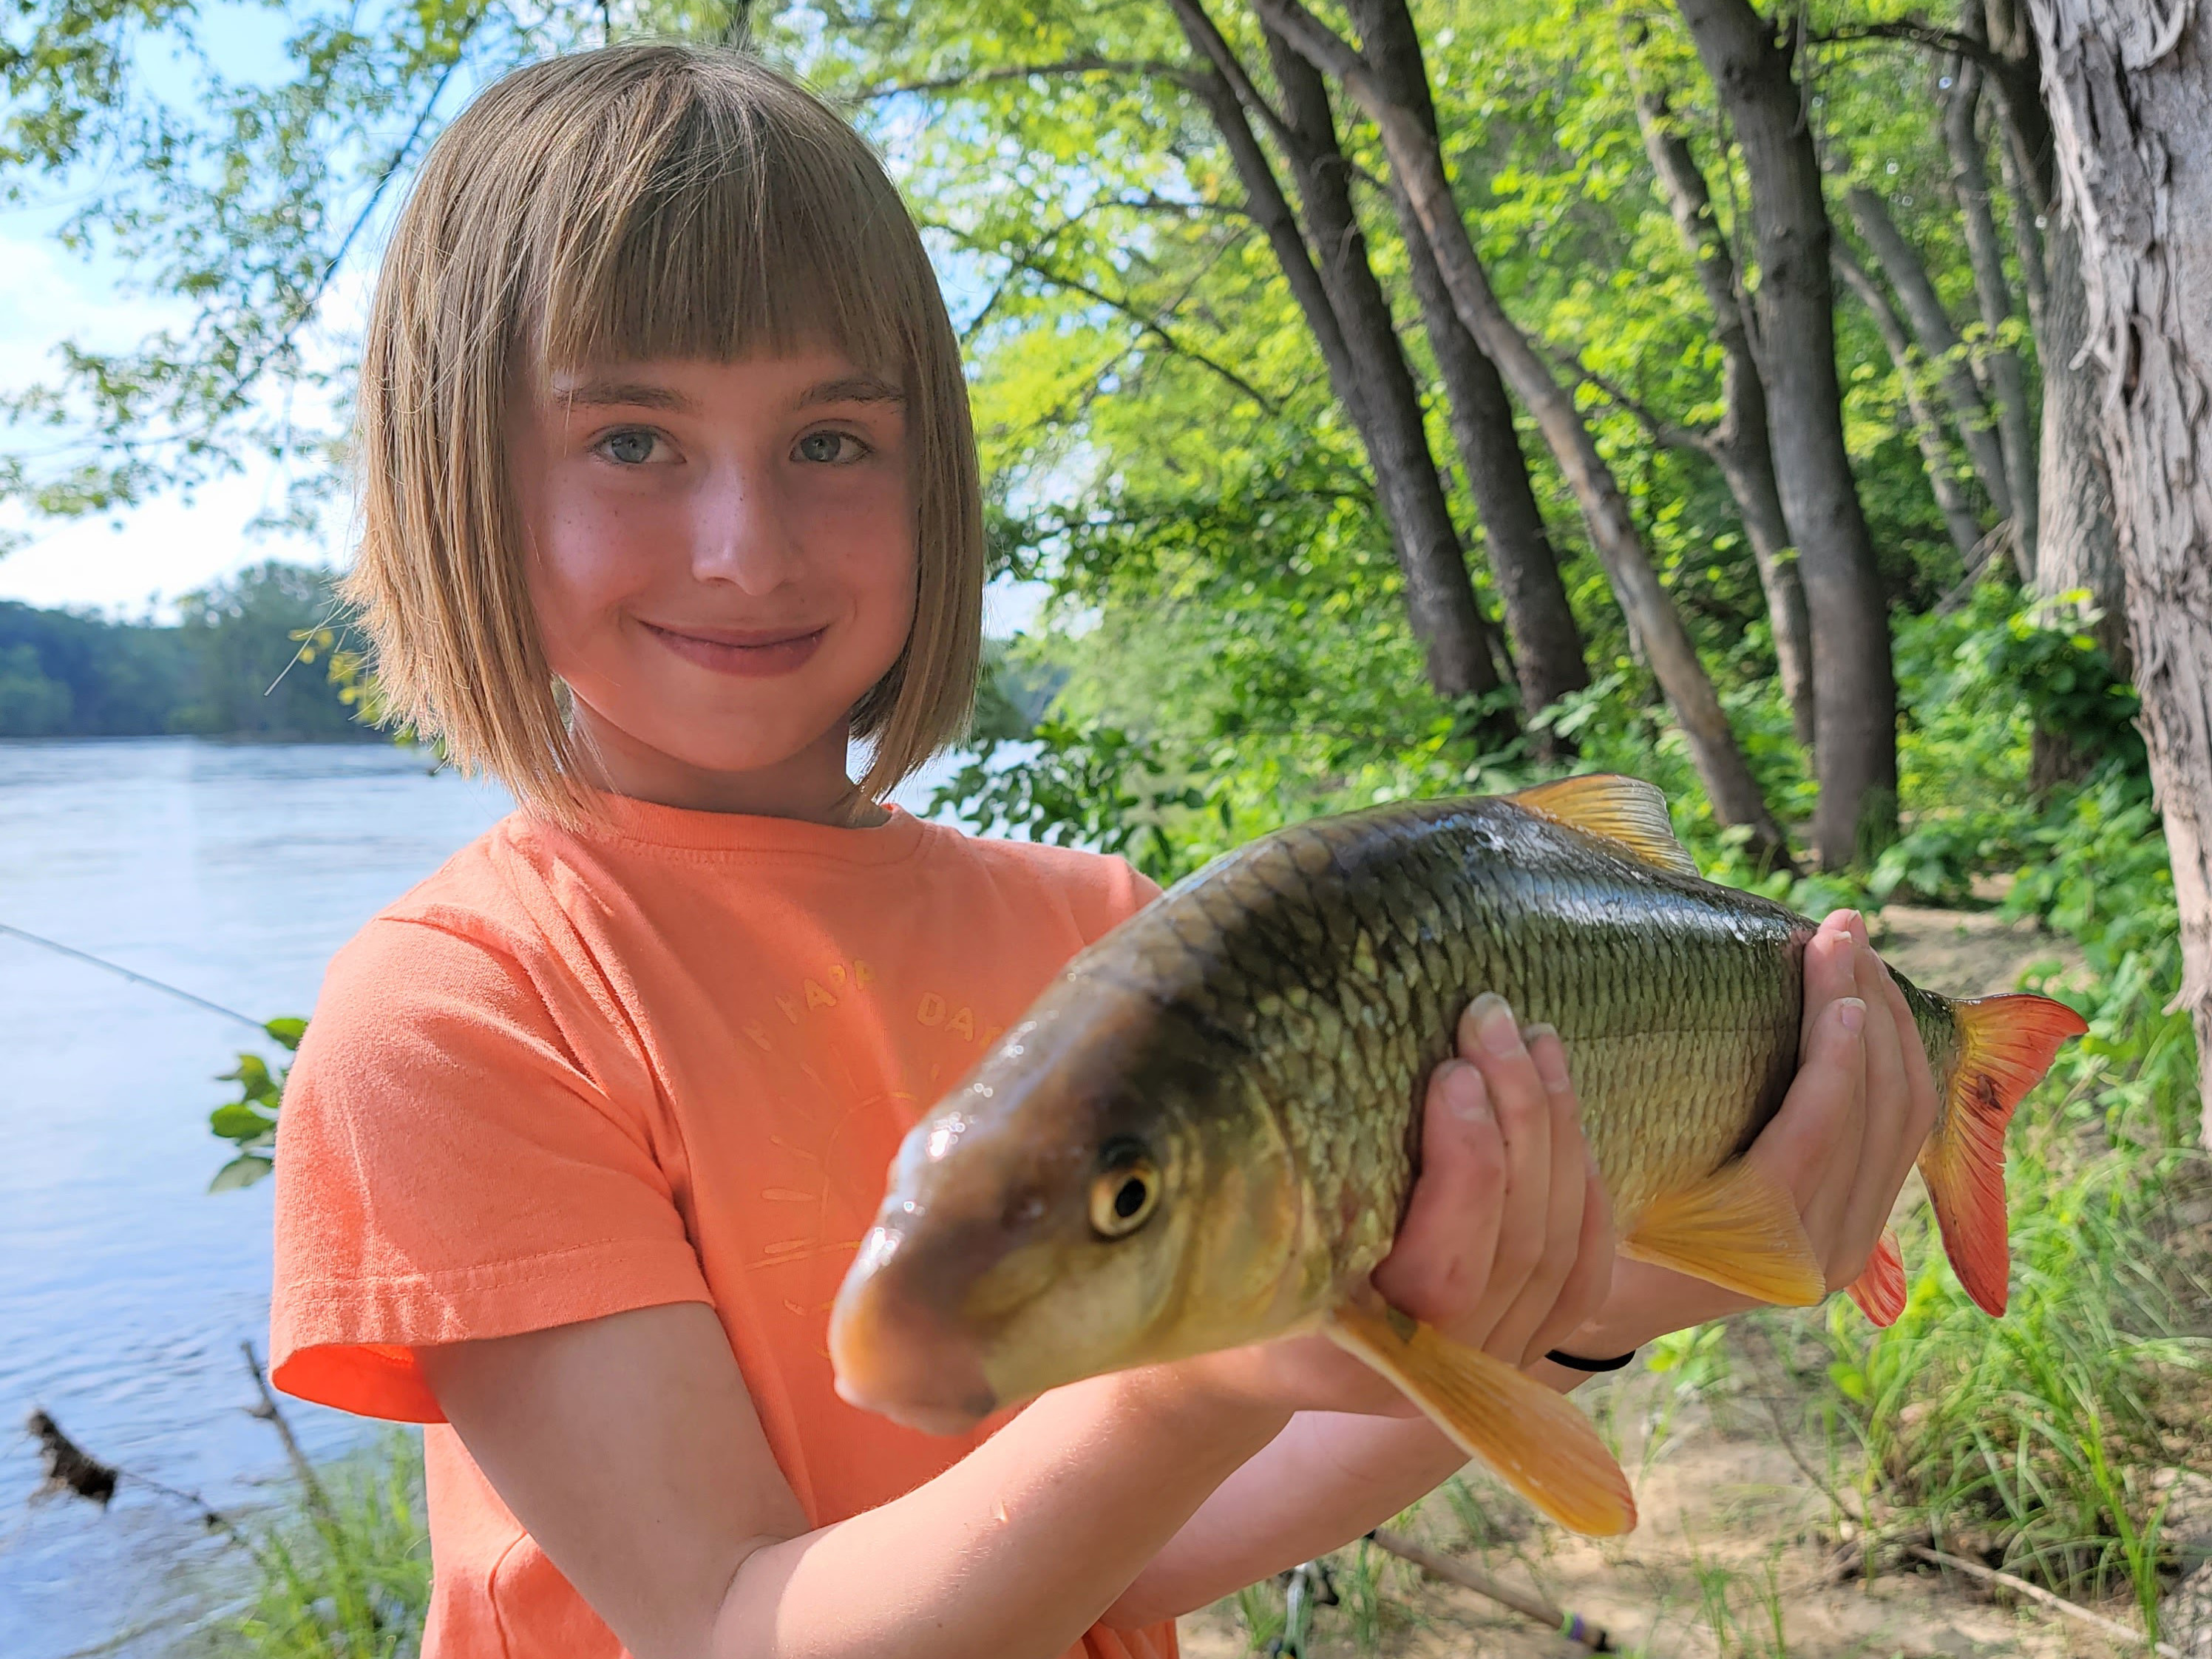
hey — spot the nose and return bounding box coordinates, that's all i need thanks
[690,467,804,597]
[829,1231,997,1433]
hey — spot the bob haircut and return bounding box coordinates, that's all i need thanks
[346,43,984,821]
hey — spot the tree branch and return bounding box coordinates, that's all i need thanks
[1164,0,1294,142]
[853,57,1192,101]
[1811,19,2006,70]
[1545,343,1716,455]
[979,242,1281,411]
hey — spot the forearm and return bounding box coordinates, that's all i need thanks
[713,1368,1288,1659]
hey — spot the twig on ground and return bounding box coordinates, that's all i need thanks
[1368,1527,1614,1652]
[1910,1545,2182,1657]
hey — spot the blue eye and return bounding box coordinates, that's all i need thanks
[601,430,659,465]
[796,431,862,464]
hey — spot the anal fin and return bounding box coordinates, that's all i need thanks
[1326,1298,1636,1537]
[1845,1227,1907,1327]
[1619,1158,1825,1306]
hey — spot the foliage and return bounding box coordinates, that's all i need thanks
[219,1432,432,1659]
[208,1015,306,1191]
[0,563,369,738]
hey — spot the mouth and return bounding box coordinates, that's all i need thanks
[639,619,827,678]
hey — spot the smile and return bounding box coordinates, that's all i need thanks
[640,620,827,678]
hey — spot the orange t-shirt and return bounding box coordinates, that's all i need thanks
[268,795,1171,1659]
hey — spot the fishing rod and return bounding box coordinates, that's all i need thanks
[0,920,270,1033]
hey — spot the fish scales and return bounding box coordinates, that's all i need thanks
[1088,797,1828,1275]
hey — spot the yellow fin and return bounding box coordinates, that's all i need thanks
[1325,1299,1636,1536]
[1507,773,1698,877]
[1619,1158,1825,1305]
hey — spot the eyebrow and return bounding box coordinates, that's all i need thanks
[798,373,906,410]
[552,373,906,414]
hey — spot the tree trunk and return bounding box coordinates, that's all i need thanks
[1675,0,1900,870]
[2028,0,2212,1136]
[1844,184,2016,533]
[1833,241,1994,569]
[1258,0,1796,871]
[1170,5,1514,738]
[1336,0,1591,731]
[1945,47,2040,579]
[1977,0,2128,662]
[1391,181,1592,727]
[1632,83,1816,747]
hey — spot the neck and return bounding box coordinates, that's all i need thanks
[566,705,890,828]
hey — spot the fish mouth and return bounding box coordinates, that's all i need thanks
[829,1229,1000,1434]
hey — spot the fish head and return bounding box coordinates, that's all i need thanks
[829,968,1313,1431]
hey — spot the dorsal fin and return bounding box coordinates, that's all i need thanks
[1507,774,1698,877]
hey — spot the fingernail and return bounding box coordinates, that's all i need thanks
[1469,994,1524,1057]
[1525,1025,1571,1091]
[1439,1060,1489,1122]
[1836,997,1867,1035]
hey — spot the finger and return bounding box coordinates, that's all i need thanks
[1775,918,1864,1244]
[1456,996,1554,1346]
[1373,1059,1506,1323]
[1483,1025,1588,1363]
[1833,935,1909,1282]
[1750,981,1867,1225]
[1524,1131,1617,1367]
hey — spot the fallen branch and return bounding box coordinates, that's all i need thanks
[1368,1527,1613,1652]
[24,1407,259,1555]
[1909,1546,2180,1658]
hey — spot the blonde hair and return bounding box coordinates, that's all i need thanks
[346,42,984,819]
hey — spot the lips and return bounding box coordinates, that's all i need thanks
[640,619,827,677]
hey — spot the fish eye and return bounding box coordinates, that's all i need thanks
[1088,1141,1159,1240]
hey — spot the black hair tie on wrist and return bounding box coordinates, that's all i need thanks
[1544,1346,1639,1373]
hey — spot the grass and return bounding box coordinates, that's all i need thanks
[217,1432,430,1659]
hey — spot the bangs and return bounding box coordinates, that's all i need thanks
[530,64,916,381]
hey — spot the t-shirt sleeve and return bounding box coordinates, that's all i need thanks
[269,916,711,1423]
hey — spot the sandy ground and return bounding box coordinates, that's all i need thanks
[1173,903,2129,1658]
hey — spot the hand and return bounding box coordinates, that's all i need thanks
[1178,994,1614,1417]
[1552,909,1941,1359]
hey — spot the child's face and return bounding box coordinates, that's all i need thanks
[512,350,918,802]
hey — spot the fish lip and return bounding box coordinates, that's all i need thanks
[832,1372,995,1435]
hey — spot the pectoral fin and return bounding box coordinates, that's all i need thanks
[1619,1158,1825,1306]
[1326,1298,1636,1536]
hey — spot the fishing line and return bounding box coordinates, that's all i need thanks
[0,921,268,1032]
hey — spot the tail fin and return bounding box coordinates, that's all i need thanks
[1920,993,2089,1316]
[1846,1227,1907,1327]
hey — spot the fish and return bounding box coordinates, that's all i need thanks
[828,775,2087,1535]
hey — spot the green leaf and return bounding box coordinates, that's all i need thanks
[263,1016,308,1051]
[209,1102,277,1141]
[208,1153,274,1194]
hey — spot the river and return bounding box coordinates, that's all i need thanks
[0,737,953,1658]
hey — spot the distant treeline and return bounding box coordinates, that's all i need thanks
[0,561,371,741]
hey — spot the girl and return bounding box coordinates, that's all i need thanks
[269,42,1936,1659]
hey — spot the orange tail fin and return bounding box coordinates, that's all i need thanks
[1846,1227,1907,1327]
[1919,993,2089,1316]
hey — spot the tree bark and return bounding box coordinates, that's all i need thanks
[2028,0,2212,1135]
[1833,241,1995,569]
[1675,0,1899,870]
[1331,0,1590,733]
[1170,4,1515,738]
[1259,0,1796,872]
[1978,0,2128,661]
[1632,84,1816,747]
[1844,184,2016,534]
[1945,46,2040,578]
[1391,180,1592,727]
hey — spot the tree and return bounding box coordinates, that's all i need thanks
[1258,0,1797,871]
[1671,0,1901,869]
[2026,0,2212,1131]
